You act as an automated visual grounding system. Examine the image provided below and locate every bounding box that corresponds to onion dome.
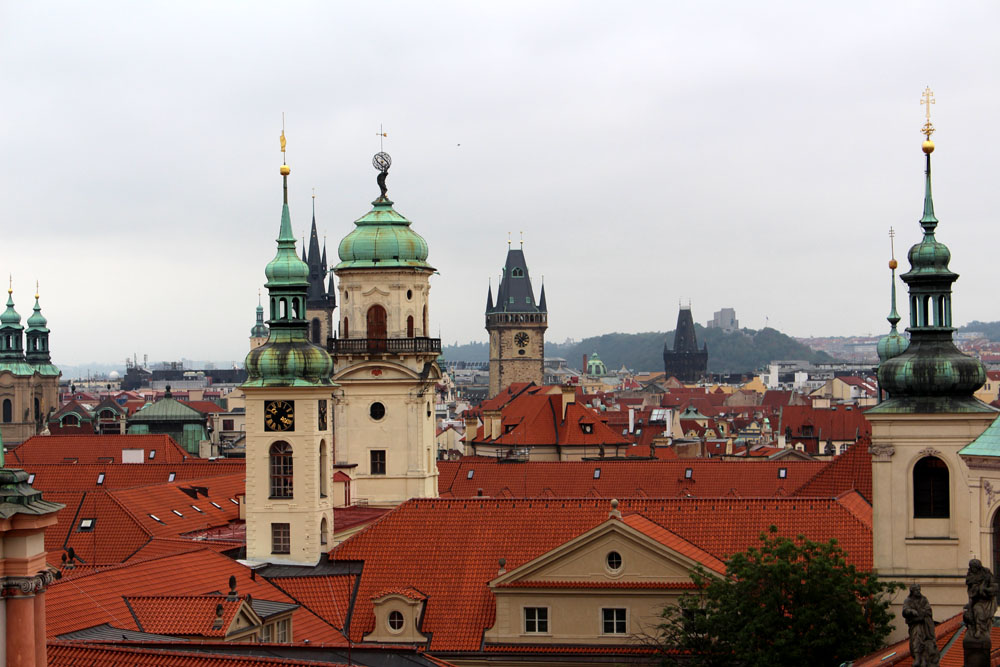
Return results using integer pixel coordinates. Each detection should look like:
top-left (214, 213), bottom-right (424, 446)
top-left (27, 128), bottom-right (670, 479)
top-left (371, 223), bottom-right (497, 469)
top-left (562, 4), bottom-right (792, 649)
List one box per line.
top-left (250, 303), bottom-right (269, 338)
top-left (872, 133), bottom-right (991, 414)
top-left (335, 153), bottom-right (433, 271)
top-left (243, 150), bottom-right (333, 388)
top-left (26, 293), bottom-right (48, 331)
top-left (1, 289), bottom-right (21, 328)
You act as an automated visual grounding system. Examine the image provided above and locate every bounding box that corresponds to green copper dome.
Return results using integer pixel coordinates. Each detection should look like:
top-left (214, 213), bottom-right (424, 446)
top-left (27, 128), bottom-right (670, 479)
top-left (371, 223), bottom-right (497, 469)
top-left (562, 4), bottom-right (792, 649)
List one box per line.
top-left (877, 259), bottom-right (909, 363)
top-left (336, 197), bottom-right (432, 271)
top-left (250, 304), bottom-right (269, 338)
top-left (243, 170), bottom-right (333, 388)
top-left (872, 143), bottom-right (992, 414)
top-left (26, 295), bottom-right (48, 331)
top-left (0, 291), bottom-right (21, 327)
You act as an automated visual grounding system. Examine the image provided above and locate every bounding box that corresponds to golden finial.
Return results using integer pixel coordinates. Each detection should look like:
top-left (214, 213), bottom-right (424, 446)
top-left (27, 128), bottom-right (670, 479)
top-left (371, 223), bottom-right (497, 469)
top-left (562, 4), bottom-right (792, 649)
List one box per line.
top-left (7, 274), bottom-right (11, 295)
top-left (279, 112), bottom-right (290, 175)
top-left (520, 231), bottom-right (524, 249)
top-left (888, 227), bottom-right (897, 270)
top-left (920, 87), bottom-right (935, 153)
top-left (507, 232), bottom-right (511, 248)
top-left (312, 187), bottom-right (316, 200)
top-left (35, 280), bottom-right (39, 300)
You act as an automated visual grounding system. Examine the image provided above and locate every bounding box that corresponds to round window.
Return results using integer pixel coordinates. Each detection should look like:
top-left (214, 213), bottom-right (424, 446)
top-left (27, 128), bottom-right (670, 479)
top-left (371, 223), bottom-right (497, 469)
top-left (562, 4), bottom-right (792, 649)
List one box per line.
top-left (518, 349), bottom-right (526, 356)
top-left (388, 610), bottom-right (404, 631)
top-left (406, 289), bottom-right (413, 300)
top-left (370, 402), bottom-right (386, 421)
top-left (606, 551), bottom-right (623, 571)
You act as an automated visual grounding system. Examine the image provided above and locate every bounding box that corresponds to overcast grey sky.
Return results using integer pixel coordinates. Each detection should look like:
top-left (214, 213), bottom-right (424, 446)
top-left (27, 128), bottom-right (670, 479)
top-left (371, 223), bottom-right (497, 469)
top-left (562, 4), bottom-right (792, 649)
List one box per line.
top-left (2, 1), bottom-right (998, 366)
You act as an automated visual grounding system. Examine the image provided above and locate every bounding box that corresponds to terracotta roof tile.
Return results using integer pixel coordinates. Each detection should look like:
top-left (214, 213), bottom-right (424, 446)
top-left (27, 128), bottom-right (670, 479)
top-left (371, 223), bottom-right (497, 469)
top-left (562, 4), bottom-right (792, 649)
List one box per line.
top-left (48, 641), bottom-right (352, 666)
top-left (794, 437), bottom-right (872, 502)
top-left (267, 575), bottom-right (356, 631)
top-left (12, 434), bottom-right (195, 465)
top-left (125, 595), bottom-right (247, 637)
top-left (331, 496), bottom-right (872, 651)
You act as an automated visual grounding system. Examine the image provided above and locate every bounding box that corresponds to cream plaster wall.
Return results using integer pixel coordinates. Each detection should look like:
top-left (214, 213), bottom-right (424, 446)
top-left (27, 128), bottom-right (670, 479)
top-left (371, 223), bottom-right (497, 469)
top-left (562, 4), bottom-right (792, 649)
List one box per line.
top-left (244, 386), bottom-right (334, 566)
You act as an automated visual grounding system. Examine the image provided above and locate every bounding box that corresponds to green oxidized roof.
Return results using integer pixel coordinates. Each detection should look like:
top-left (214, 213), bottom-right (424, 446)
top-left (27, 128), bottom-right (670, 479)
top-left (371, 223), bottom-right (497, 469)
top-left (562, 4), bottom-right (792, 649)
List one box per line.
top-left (872, 147), bottom-right (993, 415)
top-left (0, 468), bottom-right (64, 519)
top-left (129, 397), bottom-right (206, 422)
top-left (26, 295), bottom-right (48, 331)
top-left (959, 414), bottom-right (1000, 458)
top-left (336, 197), bottom-right (433, 271)
top-left (250, 304), bottom-right (269, 338)
top-left (243, 172), bottom-right (334, 388)
top-left (877, 265), bottom-right (909, 363)
top-left (0, 291), bottom-right (21, 328)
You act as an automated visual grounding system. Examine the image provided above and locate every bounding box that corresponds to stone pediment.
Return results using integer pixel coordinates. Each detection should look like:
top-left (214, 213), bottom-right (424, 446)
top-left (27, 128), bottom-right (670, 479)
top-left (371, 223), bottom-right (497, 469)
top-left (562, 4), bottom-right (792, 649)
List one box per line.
top-left (334, 361), bottom-right (423, 382)
top-left (490, 514), bottom-right (725, 591)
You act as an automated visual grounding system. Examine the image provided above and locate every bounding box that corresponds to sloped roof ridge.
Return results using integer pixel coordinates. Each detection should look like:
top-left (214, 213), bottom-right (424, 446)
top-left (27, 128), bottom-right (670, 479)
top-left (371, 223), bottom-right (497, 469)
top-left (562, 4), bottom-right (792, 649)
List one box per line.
top-left (51, 546), bottom-right (222, 587)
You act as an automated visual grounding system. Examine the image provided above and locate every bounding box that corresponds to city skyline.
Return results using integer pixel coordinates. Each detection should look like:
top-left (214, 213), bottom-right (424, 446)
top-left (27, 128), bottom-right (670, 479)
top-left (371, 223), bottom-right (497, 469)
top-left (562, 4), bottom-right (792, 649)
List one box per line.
top-left (3, 2), bottom-right (999, 365)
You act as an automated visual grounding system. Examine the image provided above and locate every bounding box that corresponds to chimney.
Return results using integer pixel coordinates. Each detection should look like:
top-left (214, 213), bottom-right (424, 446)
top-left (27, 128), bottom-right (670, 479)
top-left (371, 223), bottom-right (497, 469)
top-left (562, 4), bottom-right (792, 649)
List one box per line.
top-left (463, 415), bottom-right (479, 445)
top-left (560, 384), bottom-right (576, 420)
top-left (628, 408), bottom-right (635, 434)
top-left (583, 354), bottom-right (588, 374)
top-left (484, 410), bottom-right (502, 440)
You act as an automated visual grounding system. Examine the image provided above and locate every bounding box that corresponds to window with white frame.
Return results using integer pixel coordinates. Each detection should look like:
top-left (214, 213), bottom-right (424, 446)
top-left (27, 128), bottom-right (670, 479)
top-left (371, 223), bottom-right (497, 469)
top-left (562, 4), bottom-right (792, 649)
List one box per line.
top-left (524, 607), bottom-right (548, 633)
top-left (602, 608), bottom-right (626, 634)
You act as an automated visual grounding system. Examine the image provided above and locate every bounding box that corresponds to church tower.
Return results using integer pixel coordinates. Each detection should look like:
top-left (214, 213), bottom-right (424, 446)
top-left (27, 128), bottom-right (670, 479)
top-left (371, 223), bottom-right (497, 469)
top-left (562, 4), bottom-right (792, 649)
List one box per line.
top-left (24, 287), bottom-right (60, 431)
top-left (867, 94), bottom-right (997, 631)
top-left (663, 304), bottom-right (708, 383)
top-left (330, 151), bottom-right (441, 505)
top-left (486, 242), bottom-right (547, 398)
top-left (249, 293), bottom-right (270, 350)
top-left (305, 194), bottom-right (337, 346)
top-left (242, 135), bottom-right (335, 565)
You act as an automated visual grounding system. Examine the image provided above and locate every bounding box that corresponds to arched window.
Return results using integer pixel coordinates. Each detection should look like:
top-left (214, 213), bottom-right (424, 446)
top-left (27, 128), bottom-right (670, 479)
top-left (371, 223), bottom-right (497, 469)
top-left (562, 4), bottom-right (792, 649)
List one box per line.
top-left (292, 298), bottom-right (301, 319)
top-left (407, 315), bottom-right (414, 338)
top-left (311, 318), bottom-right (322, 344)
top-left (279, 298), bottom-right (288, 320)
top-left (34, 397), bottom-right (40, 421)
top-left (320, 517), bottom-right (329, 545)
top-left (62, 414), bottom-right (79, 426)
top-left (914, 456), bottom-right (949, 518)
top-left (319, 439), bottom-right (328, 498)
top-left (270, 442), bottom-right (294, 498)
top-left (2, 399), bottom-right (11, 423)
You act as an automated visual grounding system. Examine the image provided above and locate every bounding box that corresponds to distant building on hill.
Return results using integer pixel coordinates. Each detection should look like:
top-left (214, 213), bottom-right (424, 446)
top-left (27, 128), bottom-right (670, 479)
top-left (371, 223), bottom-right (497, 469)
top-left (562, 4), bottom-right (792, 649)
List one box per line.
top-left (706, 307), bottom-right (739, 332)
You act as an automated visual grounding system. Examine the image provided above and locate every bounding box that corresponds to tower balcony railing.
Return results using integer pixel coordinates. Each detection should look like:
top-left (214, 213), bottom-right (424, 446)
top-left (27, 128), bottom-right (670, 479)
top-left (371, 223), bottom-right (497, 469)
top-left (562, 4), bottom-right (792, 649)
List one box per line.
top-left (327, 336), bottom-right (441, 356)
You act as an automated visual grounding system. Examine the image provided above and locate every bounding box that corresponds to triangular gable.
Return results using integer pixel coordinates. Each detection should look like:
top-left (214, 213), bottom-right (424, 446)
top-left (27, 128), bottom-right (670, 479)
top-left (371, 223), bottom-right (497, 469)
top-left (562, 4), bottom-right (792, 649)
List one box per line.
top-left (490, 515), bottom-right (725, 592)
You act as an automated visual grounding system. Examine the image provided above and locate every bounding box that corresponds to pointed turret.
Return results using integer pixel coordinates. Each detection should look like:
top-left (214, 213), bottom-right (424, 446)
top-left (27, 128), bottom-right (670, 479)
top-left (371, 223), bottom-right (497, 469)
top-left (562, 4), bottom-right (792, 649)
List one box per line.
top-left (487, 247), bottom-right (542, 314)
top-left (538, 283), bottom-right (547, 312)
top-left (25, 287), bottom-right (59, 377)
top-left (872, 125), bottom-right (990, 413)
top-left (486, 283), bottom-right (494, 312)
top-left (0, 284), bottom-right (31, 376)
top-left (877, 231), bottom-right (909, 366)
top-left (244, 149), bottom-right (332, 387)
top-left (663, 304), bottom-right (708, 383)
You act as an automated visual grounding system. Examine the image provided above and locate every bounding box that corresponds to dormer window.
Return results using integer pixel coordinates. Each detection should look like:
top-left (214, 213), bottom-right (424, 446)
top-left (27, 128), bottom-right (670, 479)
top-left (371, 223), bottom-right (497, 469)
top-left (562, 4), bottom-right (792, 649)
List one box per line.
top-left (467, 470), bottom-right (474, 479)
top-left (168, 472), bottom-right (176, 482)
top-left (581, 423), bottom-right (594, 434)
top-left (512, 268), bottom-right (524, 277)
top-left (27, 473), bottom-right (35, 484)
top-left (96, 473), bottom-right (105, 485)
top-left (778, 468), bottom-right (787, 479)
top-left (684, 468), bottom-right (693, 479)
top-left (594, 468), bottom-right (601, 479)
top-left (149, 450), bottom-right (156, 460)
top-left (388, 610), bottom-right (404, 632)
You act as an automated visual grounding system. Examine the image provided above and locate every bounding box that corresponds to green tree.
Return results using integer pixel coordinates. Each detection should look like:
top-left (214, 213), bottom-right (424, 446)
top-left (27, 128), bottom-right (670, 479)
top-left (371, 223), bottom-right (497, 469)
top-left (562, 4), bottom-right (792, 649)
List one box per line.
top-left (654, 527), bottom-right (901, 667)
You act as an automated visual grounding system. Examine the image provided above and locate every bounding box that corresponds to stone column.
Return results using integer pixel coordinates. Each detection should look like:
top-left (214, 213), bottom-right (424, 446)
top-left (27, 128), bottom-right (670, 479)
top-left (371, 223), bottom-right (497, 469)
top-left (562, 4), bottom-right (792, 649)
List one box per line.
top-left (5, 580), bottom-right (37, 667)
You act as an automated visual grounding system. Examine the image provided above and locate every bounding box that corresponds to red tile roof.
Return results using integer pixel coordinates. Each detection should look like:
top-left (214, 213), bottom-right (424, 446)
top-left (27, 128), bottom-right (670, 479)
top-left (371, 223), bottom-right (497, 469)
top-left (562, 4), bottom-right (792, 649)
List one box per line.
top-left (22, 461), bottom-right (244, 492)
top-left (48, 642), bottom-right (353, 666)
top-left (125, 595), bottom-right (248, 637)
top-left (794, 438), bottom-right (873, 503)
top-left (330, 496), bottom-right (872, 652)
top-left (45, 549), bottom-right (345, 644)
top-left (10, 434), bottom-right (193, 465)
top-left (267, 575), bottom-right (355, 631)
top-left (436, 458), bottom-right (826, 499)
top-left (621, 514), bottom-right (726, 574)
top-left (182, 400), bottom-right (226, 414)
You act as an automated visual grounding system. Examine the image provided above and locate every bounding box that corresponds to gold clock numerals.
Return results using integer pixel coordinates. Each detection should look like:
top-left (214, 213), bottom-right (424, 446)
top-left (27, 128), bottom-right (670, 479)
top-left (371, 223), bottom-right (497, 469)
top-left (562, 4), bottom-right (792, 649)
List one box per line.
top-left (515, 331), bottom-right (529, 348)
top-left (264, 400), bottom-right (295, 432)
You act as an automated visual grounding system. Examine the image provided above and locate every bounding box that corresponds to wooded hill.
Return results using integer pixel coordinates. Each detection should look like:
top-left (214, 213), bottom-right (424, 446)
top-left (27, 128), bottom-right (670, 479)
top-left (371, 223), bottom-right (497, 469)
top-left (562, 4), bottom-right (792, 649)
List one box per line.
top-left (443, 326), bottom-right (834, 374)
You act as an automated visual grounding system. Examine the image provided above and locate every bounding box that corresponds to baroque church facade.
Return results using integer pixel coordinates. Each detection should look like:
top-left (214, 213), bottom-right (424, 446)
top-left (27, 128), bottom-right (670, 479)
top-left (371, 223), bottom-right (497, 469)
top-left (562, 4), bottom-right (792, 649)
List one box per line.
top-left (486, 245), bottom-right (547, 398)
top-left (0, 285), bottom-right (60, 445)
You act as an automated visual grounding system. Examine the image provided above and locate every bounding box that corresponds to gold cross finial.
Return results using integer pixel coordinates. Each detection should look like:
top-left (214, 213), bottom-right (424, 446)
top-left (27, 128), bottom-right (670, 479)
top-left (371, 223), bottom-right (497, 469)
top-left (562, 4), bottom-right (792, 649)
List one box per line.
top-left (520, 231), bottom-right (524, 249)
top-left (376, 124), bottom-right (387, 151)
top-left (280, 112), bottom-right (287, 155)
top-left (507, 232), bottom-right (511, 248)
top-left (920, 87), bottom-right (935, 138)
top-left (889, 226), bottom-right (896, 259)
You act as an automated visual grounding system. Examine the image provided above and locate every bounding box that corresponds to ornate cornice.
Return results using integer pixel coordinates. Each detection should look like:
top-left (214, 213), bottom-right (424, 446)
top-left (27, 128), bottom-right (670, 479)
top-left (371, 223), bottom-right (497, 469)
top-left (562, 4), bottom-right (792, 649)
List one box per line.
top-left (1, 571), bottom-right (55, 597)
top-left (869, 443), bottom-right (895, 461)
top-left (917, 447), bottom-right (943, 459)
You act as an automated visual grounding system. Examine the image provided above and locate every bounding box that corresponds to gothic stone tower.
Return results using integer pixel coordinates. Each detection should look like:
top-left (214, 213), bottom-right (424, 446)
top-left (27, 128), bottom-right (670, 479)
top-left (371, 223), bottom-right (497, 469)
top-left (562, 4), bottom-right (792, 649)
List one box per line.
top-left (304, 196), bottom-right (337, 346)
top-left (330, 152), bottom-right (441, 505)
top-left (663, 305), bottom-right (707, 383)
top-left (243, 149), bottom-right (335, 566)
top-left (486, 245), bottom-right (547, 398)
top-left (867, 117), bottom-right (997, 635)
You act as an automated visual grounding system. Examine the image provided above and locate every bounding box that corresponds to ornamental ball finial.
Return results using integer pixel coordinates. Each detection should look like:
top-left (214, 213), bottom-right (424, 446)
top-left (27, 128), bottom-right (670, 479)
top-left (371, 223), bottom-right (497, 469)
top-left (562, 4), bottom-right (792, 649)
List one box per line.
top-left (889, 259), bottom-right (898, 270)
top-left (922, 139), bottom-right (935, 154)
top-left (280, 164), bottom-right (291, 176)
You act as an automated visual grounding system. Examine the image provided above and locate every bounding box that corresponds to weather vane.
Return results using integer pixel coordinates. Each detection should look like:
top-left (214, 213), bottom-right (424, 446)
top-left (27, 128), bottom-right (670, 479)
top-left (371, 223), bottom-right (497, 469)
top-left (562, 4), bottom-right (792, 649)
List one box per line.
top-left (920, 87), bottom-right (935, 139)
top-left (888, 227), bottom-right (898, 270)
top-left (372, 124), bottom-right (392, 199)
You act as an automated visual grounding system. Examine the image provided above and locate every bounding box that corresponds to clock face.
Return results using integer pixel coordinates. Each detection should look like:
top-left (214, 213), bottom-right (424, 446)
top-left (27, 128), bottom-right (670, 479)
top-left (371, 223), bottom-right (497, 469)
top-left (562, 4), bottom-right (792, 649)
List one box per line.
top-left (265, 400), bottom-right (295, 432)
top-left (514, 331), bottom-right (530, 348)
top-left (318, 400), bottom-right (328, 431)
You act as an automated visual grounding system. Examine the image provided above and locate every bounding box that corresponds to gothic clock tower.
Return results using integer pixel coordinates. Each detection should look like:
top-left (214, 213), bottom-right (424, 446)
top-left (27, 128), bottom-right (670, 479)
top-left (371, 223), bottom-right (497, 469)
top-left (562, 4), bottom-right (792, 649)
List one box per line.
top-left (486, 243), bottom-right (547, 398)
top-left (243, 138), bottom-right (335, 566)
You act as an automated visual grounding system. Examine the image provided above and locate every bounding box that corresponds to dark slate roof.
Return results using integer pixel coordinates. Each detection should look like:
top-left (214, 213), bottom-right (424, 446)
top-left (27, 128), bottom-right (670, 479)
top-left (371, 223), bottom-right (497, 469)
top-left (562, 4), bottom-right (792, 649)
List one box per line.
top-left (56, 623), bottom-right (188, 642)
top-left (250, 598), bottom-right (299, 620)
top-left (669, 307), bottom-right (704, 353)
top-left (488, 248), bottom-right (543, 314)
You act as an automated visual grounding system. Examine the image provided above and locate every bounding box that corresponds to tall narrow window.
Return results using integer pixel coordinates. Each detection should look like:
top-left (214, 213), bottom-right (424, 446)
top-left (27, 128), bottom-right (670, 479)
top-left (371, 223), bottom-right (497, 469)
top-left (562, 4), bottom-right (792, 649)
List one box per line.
top-left (311, 318), bottom-right (321, 344)
top-left (914, 456), bottom-right (949, 518)
top-left (371, 450), bottom-right (386, 475)
top-left (343, 317), bottom-right (349, 338)
top-left (270, 442), bottom-right (294, 498)
top-left (271, 523), bottom-right (290, 554)
top-left (407, 315), bottom-right (414, 338)
top-left (320, 517), bottom-right (329, 545)
top-left (422, 305), bottom-right (427, 337)
top-left (319, 440), bottom-right (328, 497)
top-left (2, 399), bottom-right (12, 423)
